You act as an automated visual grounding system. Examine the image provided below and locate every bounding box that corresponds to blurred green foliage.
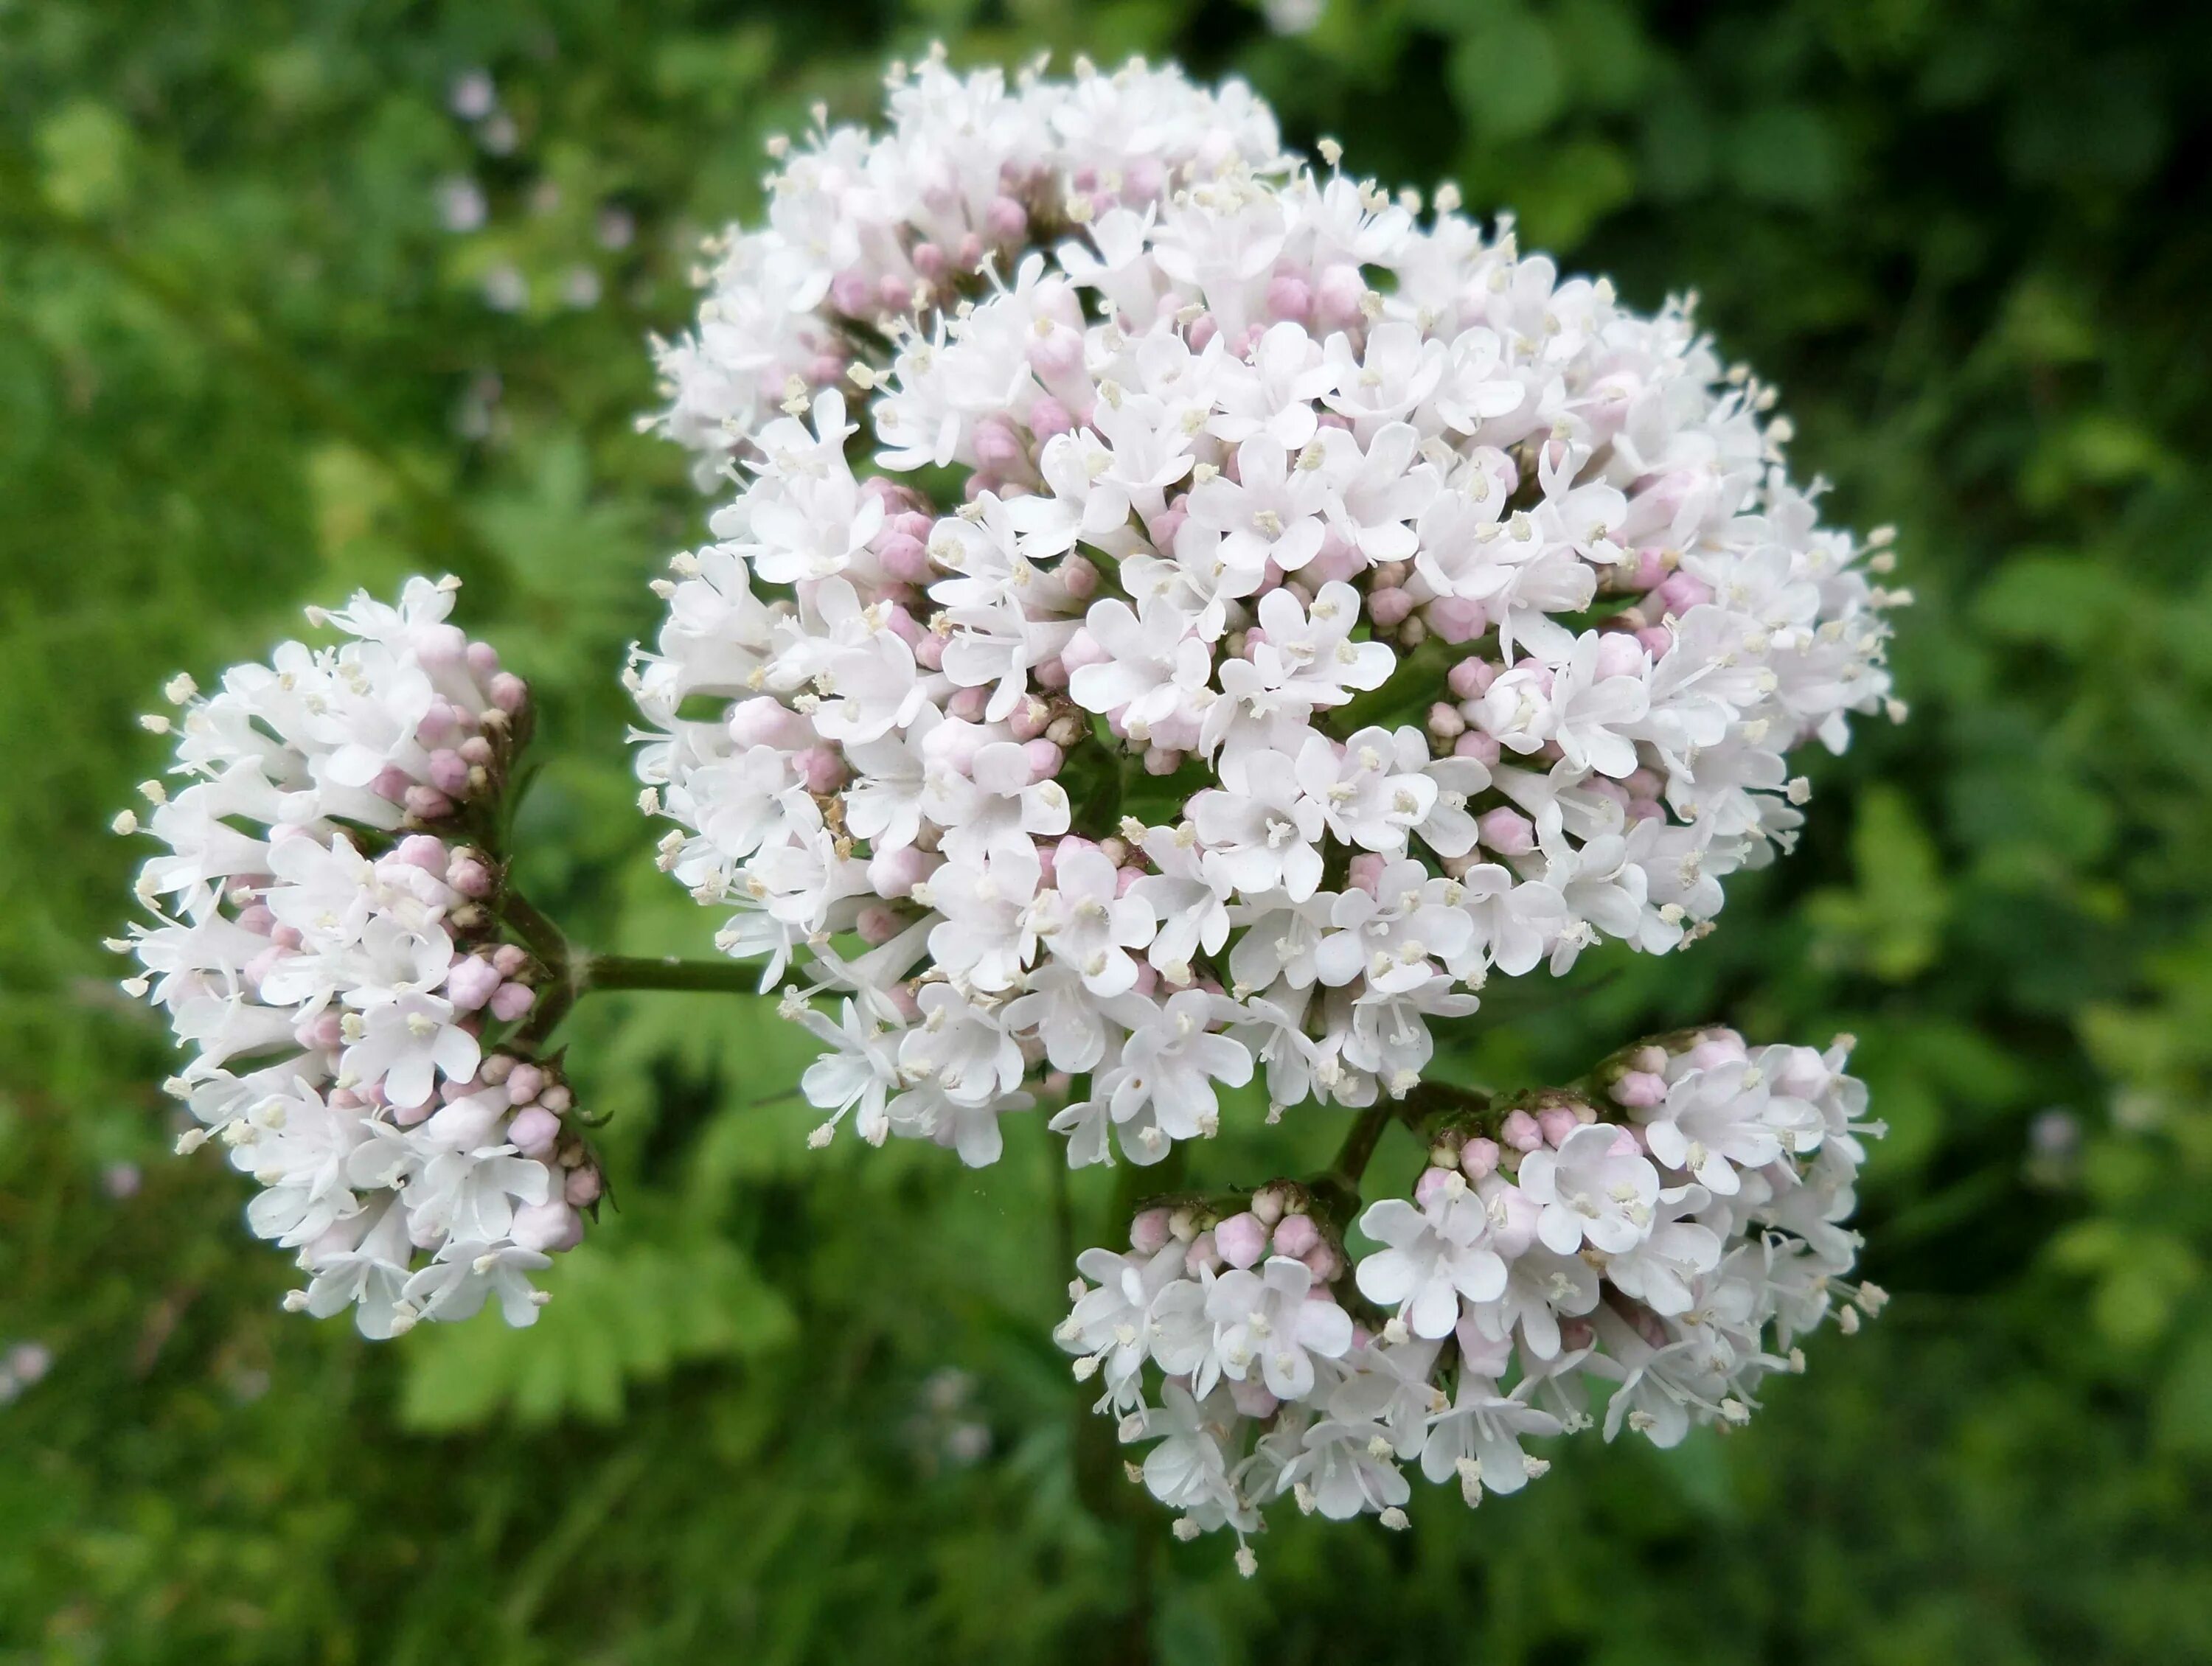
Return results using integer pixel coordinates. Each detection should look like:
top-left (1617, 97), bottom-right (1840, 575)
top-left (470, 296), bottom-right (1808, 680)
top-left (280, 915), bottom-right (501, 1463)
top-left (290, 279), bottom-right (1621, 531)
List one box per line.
top-left (4, 0), bottom-right (2211, 1659)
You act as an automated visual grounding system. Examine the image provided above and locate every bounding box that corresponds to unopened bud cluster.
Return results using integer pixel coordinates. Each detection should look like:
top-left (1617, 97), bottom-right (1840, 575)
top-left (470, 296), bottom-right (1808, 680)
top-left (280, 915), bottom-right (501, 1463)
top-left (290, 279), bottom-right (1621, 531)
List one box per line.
top-left (115, 579), bottom-right (599, 1336)
top-left (1060, 1028), bottom-right (1883, 1567)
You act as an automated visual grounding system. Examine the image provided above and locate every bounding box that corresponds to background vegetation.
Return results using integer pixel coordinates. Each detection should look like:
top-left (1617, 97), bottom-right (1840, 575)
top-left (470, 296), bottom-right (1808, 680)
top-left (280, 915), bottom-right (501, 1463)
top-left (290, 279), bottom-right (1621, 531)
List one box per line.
top-left (4, 1), bottom-right (2210, 1659)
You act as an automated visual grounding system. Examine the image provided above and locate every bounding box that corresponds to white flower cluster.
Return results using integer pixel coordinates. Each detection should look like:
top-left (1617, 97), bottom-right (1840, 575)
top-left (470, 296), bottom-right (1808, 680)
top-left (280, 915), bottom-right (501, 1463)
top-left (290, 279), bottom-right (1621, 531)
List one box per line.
top-left (115, 579), bottom-right (601, 1337)
top-left (1060, 1028), bottom-right (1884, 1566)
top-left (633, 53), bottom-right (1902, 1170)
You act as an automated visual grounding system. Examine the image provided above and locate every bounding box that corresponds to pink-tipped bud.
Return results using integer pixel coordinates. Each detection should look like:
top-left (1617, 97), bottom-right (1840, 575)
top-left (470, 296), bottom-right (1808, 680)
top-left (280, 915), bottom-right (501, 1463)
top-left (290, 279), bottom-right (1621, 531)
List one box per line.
top-left (1537, 1106), bottom-right (1581, 1147)
top-left (1129, 1207), bottom-right (1172, 1255)
top-left (796, 745), bottom-right (846, 795)
top-left (1023, 739), bottom-right (1064, 780)
top-left (488, 981), bottom-right (535, 1023)
top-left (1655, 571), bottom-right (1713, 615)
top-left (875, 531), bottom-right (933, 585)
top-left (1630, 548), bottom-right (1668, 590)
top-left (1427, 701), bottom-right (1467, 741)
top-left (563, 1165), bottom-right (603, 1207)
top-left (1301, 1241), bottom-right (1343, 1281)
top-left (1059, 626), bottom-right (1108, 674)
top-left (1414, 1165), bottom-right (1456, 1209)
top-left (1367, 587), bottom-right (1413, 627)
top-left (830, 270), bottom-right (874, 317)
top-left (1142, 745), bottom-right (1182, 776)
top-left (867, 843), bottom-right (934, 899)
top-left (856, 903), bottom-right (902, 945)
top-left (1454, 731), bottom-right (1502, 766)
top-left (1128, 959), bottom-right (1160, 996)
top-left (271, 922), bottom-right (304, 949)
top-left (912, 630), bottom-right (946, 671)
top-left (1500, 1109), bottom-right (1543, 1151)
top-left (1460, 1137), bottom-right (1500, 1180)
top-left (466, 641), bottom-right (501, 681)
top-left (973, 414), bottom-right (1026, 473)
top-left (490, 672), bottom-right (527, 714)
top-left (1593, 632), bottom-right (1649, 682)
top-left (1186, 313), bottom-right (1219, 352)
top-left (1448, 658), bottom-right (1498, 700)
top-left (1186, 1230), bottom-right (1222, 1275)
top-left (1026, 396), bottom-right (1074, 442)
top-left (393, 834), bottom-right (448, 873)
top-left (504, 1062), bottom-right (546, 1105)
top-left (458, 735), bottom-right (495, 767)
top-left (1477, 807), bottom-right (1535, 856)
top-left (910, 243), bottom-right (947, 282)
top-left (1265, 273), bottom-right (1312, 323)
top-left (416, 700), bottom-right (462, 748)
top-left (1059, 553), bottom-right (1099, 599)
top-left (492, 943), bottom-right (529, 977)
top-left (985, 194), bottom-right (1028, 242)
top-left (512, 1199), bottom-right (583, 1253)
top-left (726, 696), bottom-right (807, 750)
top-left (1228, 1377), bottom-right (1280, 1420)
top-left (1315, 264), bottom-right (1366, 328)
top-left (1271, 1213), bottom-right (1321, 1259)
top-left (507, 1106), bottom-right (561, 1154)
top-left (445, 955), bottom-right (503, 1012)
top-left (448, 857), bottom-right (493, 898)
top-left (1214, 1211), bottom-right (1268, 1269)
top-left (1610, 1070), bottom-right (1667, 1109)
top-left (1426, 596), bottom-right (1487, 643)
top-left (404, 785), bottom-right (455, 820)
top-left (1346, 852), bottom-right (1388, 894)
top-left (1636, 624), bottom-right (1676, 657)
top-left (946, 685), bottom-right (989, 722)
top-left (877, 272), bottom-right (915, 311)
top-left (370, 765), bottom-right (414, 805)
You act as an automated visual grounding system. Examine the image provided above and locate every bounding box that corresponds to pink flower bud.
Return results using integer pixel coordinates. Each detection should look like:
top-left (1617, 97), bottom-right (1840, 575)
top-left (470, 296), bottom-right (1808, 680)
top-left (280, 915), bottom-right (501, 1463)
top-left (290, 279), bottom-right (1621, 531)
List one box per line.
top-left (415, 700), bottom-right (462, 747)
top-left (466, 641), bottom-right (501, 681)
top-left (1611, 1070), bottom-right (1667, 1109)
top-left (1302, 1242), bottom-right (1343, 1281)
top-left (1026, 395), bottom-right (1074, 442)
top-left (488, 981), bottom-right (535, 1022)
top-left (445, 955), bottom-right (503, 1012)
top-left (796, 745), bottom-right (846, 794)
top-left (392, 834), bottom-right (446, 873)
top-left (1367, 587), bottom-right (1413, 627)
top-left (1315, 264), bottom-right (1366, 328)
top-left (1477, 807), bottom-right (1535, 856)
top-left (726, 697), bottom-right (803, 750)
top-left (1265, 273), bottom-right (1312, 323)
top-left (1655, 571), bottom-right (1713, 615)
top-left (1427, 701), bottom-right (1467, 740)
top-left (1537, 1106), bottom-right (1581, 1147)
top-left (492, 943), bottom-right (529, 977)
top-left (985, 194), bottom-right (1027, 242)
top-left (1500, 1109), bottom-right (1543, 1151)
top-left (1023, 739), bottom-right (1064, 780)
top-left (856, 903), bottom-right (902, 944)
top-left (1271, 1213), bottom-right (1320, 1259)
top-left (877, 272), bottom-right (915, 311)
top-left (403, 785), bottom-right (454, 820)
top-left (1454, 731), bottom-right (1502, 766)
top-left (1032, 655), bottom-right (1068, 690)
top-left (1142, 745), bottom-right (1181, 776)
top-left (369, 765), bottom-right (414, 805)
top-left (1214, 1211), bottom-right (1268, 1269)
top-left (539, 1084), bottom-right (572, 1114)
top-left (910, 243), bottom-right (947, 282)
top-left (912, 630), bottom-right (946, 671)
top-left (947, 685), bottom-right (989, 722)
top-left (955, 232), bottom-right (983, 271)
top-left (1426, 596), bottom-right (1487, 642)
top-left (1460, 1137), bottom-right (1500, 1180)
top-left (448, 857), bottom-right (493, 898)
top-left (458, 735), bottom-right (494, 767)
top-left (507, 1105), bottom-right (561, 1154)
top-left (868, 843), bottom-right (934, 899)
top-left (1414, 1165), bottom-right (1456, 1209)
top-left (1636, 625), bottom-right (1675, 658)
top-left (1059, 553), bottom-right (1099, 599)
top-left (1346, 852), bottom-right (1387, 894)
top-left (490, 672), bottom-right (528, 714)
top-left (874, 531), bottom-right (932, 585)
top-left (1186, 313), bottom-right (1218, 352)
top-left (504, 1062), bottom-right (546, 1105)
top-left (830, 270), bottom-right (874, 316)
top-left (1129, 1207), bottom-right (1172, 1254)
top-left (973, 414), bottom-right (1027, 473)
top-left (563, 1165), bottom-right (602, 1207)
top-left (1448, 658), bottom-right (1498, 700)
top-left (1128, 959), bottom-right (1159, 996)
top-left (1630, 547), bottom-right (1668, 590)
top-left (1593, 632), bottom-right (1649, 681)
top-left (512, 1199), bottom-right (583, 1252)
top-left (1186, 1230), bottom-right (1222, 1275)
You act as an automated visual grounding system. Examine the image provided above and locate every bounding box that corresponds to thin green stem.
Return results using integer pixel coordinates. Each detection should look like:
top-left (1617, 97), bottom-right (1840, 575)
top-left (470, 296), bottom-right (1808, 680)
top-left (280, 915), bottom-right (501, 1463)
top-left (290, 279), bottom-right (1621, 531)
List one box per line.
top-left (498, 889), bottom-right (573, 972)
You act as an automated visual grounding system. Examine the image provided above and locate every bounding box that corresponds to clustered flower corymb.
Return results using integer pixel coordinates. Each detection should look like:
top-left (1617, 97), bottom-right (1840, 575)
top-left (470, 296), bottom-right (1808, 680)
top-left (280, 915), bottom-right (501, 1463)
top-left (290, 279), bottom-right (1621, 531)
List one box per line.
top-left (114, 578), bottom-right (602, 1337)
top-left (1060, 1028), bottom-right (1886, 1568)
top-left (633, 49), bottom-right (1904, 1171)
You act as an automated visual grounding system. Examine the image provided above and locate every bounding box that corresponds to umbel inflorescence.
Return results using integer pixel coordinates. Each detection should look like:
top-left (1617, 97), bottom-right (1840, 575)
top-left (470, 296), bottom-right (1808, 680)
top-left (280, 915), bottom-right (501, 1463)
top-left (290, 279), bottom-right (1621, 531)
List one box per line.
top-left (118, 49), bottom-right (1903, 1566)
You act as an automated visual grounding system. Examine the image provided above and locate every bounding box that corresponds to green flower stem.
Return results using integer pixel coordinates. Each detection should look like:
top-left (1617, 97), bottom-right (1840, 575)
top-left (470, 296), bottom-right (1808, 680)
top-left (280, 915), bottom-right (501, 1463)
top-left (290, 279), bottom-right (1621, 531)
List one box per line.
top-left (581, 955), bottom-right (771, 995)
